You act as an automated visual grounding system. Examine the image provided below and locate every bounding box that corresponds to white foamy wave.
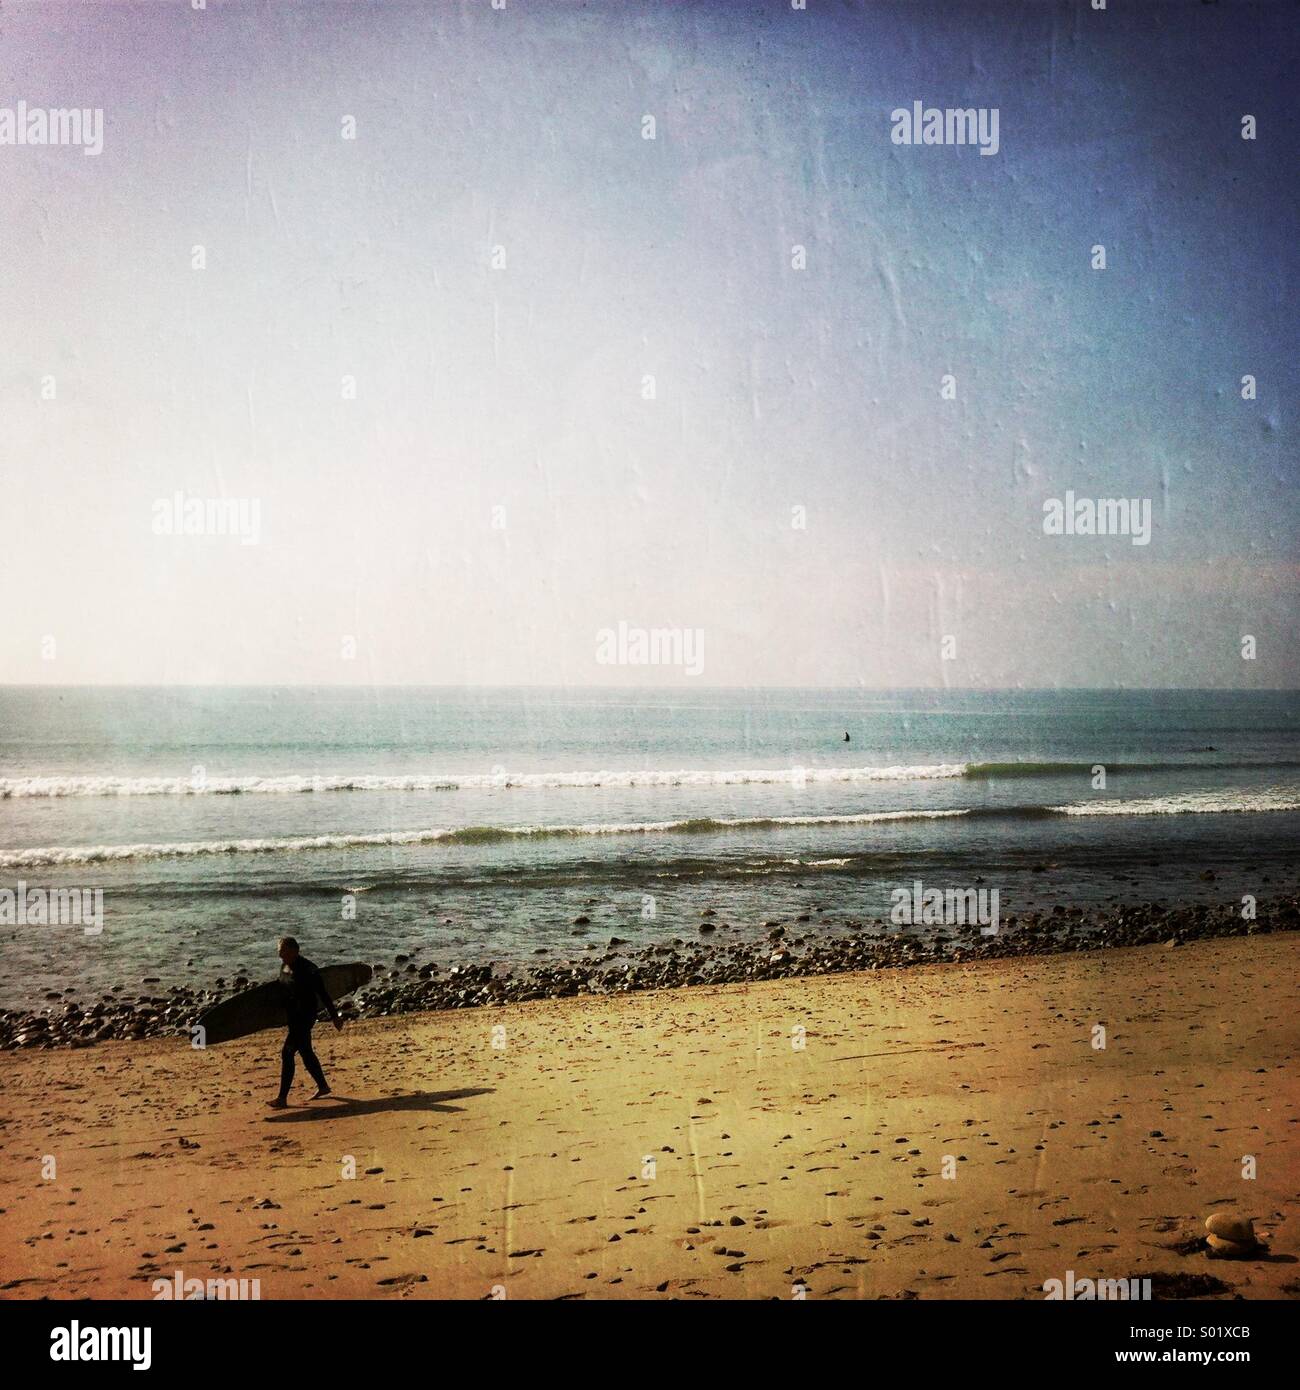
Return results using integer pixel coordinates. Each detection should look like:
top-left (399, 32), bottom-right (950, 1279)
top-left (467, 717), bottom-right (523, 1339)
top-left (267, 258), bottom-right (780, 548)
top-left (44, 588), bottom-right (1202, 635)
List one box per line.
top-left (0, 808), bottom-right (973, 868)
top-left (0, 829), bottom-right (463, 868)
top-left (0, 763), bottom-right (968, 799)
top-left (716, 810), bottom-right (970, 829)
top-left (1053, 789), bottom-right (1300, 817)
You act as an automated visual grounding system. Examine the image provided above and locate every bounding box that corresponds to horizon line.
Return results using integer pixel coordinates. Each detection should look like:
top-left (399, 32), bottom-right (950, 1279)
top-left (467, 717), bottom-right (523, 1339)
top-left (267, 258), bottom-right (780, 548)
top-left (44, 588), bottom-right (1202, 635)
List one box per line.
top-left (0, 683), bottom-right (1295, 695)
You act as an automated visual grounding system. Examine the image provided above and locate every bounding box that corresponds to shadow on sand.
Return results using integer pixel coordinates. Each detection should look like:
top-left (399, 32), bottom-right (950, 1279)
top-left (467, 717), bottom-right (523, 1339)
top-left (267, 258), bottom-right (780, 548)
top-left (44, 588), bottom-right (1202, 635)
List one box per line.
top-left (265, 1087), bottom-right (493, 1122)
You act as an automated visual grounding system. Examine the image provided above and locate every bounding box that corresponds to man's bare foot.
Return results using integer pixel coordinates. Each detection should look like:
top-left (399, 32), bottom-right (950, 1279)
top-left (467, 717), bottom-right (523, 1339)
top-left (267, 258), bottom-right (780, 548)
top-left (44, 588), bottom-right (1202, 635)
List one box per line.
top-left (267, 1097), bottom-right (288, 1109)
top-left (311, 1086), bottom-right (332, 1100)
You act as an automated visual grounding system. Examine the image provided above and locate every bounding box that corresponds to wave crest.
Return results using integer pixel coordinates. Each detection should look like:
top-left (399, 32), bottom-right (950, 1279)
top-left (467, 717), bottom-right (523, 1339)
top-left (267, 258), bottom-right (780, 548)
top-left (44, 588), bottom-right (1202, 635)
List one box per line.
top-left (0, 809), bottom-right (973, 868)
top-left (1053, 789), bottom-right (1300, 817)
top-left (0, 764), bottom-right (969, 799)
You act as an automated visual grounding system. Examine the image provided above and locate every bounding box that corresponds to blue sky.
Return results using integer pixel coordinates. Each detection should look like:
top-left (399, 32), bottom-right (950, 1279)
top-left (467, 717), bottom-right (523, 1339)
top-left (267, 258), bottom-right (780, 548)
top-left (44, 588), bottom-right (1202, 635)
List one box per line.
top-left (0, 0), bottom-right (1294, 686)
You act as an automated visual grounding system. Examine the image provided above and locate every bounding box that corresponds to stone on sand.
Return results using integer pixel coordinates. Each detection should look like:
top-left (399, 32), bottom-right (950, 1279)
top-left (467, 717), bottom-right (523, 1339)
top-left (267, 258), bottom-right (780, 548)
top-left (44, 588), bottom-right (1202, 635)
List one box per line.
top-left (1206, 1233), bottom-right (1256, 1258)
top-left (1205, 1213), bottom-right (1256, 1245)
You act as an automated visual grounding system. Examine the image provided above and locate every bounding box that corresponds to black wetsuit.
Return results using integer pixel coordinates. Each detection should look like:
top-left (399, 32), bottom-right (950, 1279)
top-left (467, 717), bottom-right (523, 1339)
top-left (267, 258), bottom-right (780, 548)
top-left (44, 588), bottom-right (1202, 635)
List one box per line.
top-left (278, 956), bottom-right (336, 1096)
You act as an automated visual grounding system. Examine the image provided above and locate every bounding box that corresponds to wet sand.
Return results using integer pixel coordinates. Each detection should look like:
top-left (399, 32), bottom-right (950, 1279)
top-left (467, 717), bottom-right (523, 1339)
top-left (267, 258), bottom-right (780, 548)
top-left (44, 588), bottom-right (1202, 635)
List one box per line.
top-left (1, 932), bottom-right (1296, 1300)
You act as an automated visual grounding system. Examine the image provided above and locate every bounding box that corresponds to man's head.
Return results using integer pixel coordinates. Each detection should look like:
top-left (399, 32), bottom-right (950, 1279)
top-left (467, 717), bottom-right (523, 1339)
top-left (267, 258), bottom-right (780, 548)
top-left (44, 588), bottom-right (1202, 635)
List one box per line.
top-left (278, 936), bottom-right (300, 965)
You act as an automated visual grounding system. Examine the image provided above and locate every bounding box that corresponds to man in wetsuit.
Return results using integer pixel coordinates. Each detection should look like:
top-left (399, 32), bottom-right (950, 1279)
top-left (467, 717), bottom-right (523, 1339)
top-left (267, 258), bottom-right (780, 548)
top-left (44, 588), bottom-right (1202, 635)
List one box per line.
top-left (268, 936), bottom-right (342, 1108)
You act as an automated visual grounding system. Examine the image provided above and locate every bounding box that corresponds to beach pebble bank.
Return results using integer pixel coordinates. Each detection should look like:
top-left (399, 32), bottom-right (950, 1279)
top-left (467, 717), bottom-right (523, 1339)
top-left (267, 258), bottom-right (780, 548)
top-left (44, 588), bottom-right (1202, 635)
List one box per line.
top-left (1, 894), bottom-right (1296, 1050)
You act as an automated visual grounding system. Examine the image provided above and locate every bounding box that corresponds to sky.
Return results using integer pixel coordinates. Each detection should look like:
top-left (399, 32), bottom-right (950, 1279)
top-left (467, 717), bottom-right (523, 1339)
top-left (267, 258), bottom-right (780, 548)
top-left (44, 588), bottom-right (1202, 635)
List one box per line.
top-left (0, 0), bottom-right (1295, 688)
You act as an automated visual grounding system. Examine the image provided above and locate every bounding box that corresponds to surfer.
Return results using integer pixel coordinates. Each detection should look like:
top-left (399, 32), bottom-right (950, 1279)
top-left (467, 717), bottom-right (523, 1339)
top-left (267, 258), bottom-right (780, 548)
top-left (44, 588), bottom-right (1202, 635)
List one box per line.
top-left (843, 732), bottom-right (851, 742)
top-left (268, 936), bottom-right (342, 1108)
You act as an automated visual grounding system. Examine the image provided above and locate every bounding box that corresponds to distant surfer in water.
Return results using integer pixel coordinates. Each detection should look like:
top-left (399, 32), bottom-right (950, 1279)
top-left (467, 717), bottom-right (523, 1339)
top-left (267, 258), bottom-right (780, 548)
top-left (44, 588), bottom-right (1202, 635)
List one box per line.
top-left (268, 936), bottom-right (342, 1108)
top-left (843, 732), bottom-right (851, 742)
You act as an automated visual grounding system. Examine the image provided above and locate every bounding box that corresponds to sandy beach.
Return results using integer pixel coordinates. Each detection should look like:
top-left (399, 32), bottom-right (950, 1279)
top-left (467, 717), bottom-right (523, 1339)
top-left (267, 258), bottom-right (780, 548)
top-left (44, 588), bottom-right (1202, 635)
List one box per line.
top-left (1, 931), bottom-right (1295, 1301)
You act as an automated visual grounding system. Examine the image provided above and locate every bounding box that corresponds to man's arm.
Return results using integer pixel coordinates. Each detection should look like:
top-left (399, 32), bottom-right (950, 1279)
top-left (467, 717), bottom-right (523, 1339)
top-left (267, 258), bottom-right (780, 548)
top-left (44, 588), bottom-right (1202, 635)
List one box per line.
top-left (313, 966), bottom-right (342, 1028)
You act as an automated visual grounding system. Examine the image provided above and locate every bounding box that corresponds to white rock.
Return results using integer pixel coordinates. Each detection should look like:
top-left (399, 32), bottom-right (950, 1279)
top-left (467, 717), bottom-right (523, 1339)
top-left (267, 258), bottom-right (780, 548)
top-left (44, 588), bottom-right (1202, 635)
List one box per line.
top-left (1205, 1213), bottom-right (1255, 1244)
top-left (1206, 1233), bottom-right (1255, 1258)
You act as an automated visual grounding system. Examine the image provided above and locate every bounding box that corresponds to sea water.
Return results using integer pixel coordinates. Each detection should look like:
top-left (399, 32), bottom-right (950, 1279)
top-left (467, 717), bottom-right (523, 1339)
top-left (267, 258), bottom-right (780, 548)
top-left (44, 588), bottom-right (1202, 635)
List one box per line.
top-left (1, 686), bottom-right (1297, 1008)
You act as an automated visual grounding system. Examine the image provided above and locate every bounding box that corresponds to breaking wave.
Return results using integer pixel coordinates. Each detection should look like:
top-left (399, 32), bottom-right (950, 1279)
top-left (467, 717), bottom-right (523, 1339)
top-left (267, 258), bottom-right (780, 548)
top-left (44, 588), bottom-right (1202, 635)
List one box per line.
top-left (1, 809), bottom-right (974, 867)
top-left (4, 759), bottom-right (1291, 799)
top-left (1051, 789), bottom-right (1300, 817)
top-left (0, 764), bottom-right (967, 798)
top-left (4, 788), bottom-right (1297, 868)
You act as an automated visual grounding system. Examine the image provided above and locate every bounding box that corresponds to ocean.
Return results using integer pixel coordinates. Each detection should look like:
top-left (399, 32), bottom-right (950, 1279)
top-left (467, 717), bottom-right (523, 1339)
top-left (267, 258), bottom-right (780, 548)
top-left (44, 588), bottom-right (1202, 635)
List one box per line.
top-left (1, 686), bottom-right (1297, 1010)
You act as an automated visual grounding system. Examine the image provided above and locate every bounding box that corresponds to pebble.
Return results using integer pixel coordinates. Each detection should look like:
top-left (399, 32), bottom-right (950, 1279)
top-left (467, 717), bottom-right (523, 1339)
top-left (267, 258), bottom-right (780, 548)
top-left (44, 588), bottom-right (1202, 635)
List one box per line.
top-left (2, 893), bottom-right (1295, 1051)
top-left (1206, 1234), bottom-right (1256, 1258)
top-left (1205, 1214), bottom-right (1256, 1245)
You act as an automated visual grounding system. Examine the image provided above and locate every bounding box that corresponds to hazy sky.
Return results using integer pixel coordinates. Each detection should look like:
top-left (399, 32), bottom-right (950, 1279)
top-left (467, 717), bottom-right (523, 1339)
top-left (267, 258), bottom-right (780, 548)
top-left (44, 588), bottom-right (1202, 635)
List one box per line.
top-left (0, 0), bottom-right (1295, 687)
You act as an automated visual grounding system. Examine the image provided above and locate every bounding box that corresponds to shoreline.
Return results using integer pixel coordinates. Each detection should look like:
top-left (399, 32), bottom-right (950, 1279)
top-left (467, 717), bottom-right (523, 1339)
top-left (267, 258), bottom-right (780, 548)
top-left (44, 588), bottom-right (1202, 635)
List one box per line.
top-left (3, 894), bottom-right (1297, 1051)
top-left (1, 930), bottom-right (1295, 1299)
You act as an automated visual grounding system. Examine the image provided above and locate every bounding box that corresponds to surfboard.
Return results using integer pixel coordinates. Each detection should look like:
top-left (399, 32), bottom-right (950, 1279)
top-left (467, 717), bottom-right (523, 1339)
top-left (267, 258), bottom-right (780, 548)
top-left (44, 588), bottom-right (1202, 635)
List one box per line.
top-left (195, 962), bottom-right (373, 1045)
